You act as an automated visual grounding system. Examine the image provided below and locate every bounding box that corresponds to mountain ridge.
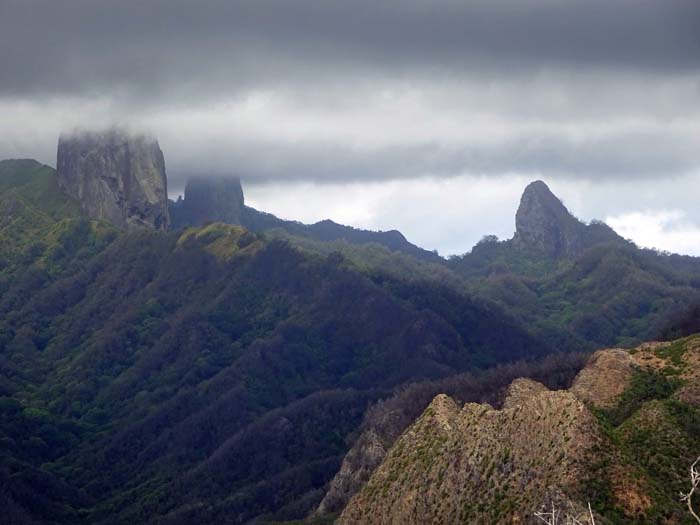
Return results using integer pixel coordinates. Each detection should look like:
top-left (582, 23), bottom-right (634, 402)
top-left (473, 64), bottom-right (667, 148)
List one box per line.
top-left (337, 336), bottom-right (700, 524)
top-left (168, 173), bottom-right (440, 262)
top-left (4, 151), bottom-right (700, 523)
top-left (513, 179), bottom-right (625, 258)
top-left (0, 159), bottom-right (555, 523)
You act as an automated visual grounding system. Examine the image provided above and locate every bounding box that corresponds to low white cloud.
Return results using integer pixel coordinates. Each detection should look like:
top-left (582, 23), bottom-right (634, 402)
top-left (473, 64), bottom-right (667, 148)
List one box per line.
top-left (606, 210), bottom-right (700, 256)
top-left (1, 0), bottom-right (700, 258)
top-left (247, 174), bottom-right (700, 257)
top-left (3, 69), bottom-right (700, 187)
top-left (247, 175), bottom-right (530, 256)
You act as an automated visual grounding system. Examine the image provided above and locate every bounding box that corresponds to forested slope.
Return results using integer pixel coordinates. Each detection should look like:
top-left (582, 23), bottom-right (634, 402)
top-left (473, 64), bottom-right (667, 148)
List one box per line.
top-left (0, 160), bottom-right (548, 523)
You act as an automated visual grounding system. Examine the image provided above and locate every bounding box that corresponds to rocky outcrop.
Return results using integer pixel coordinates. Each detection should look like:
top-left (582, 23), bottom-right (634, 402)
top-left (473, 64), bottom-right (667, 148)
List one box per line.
top-left (513, 180), bottom-right (588, 257)
top-left (502, 377), bottom-right (550, 409)
top-left (336, 338), bottom-right (700, 524)
top-left (314, 429), bottom-right (388, 516)
top-left (513, 180), bottom-right (623, 258)
top-left (338, 383), bottom-right (602, 524)
top-left (57, 129), bottom-right (169, 230)
top-left (169, 176), bottom-right (441, 261)
top-left (169, 176), bottom-right (245, 229)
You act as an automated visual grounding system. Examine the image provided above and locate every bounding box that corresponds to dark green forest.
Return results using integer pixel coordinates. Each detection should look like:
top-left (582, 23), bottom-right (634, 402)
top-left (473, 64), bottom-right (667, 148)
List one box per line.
top-left (0, 160), bottom-right (552, 523)
top-left (2, 159), bottom-right (700, 523)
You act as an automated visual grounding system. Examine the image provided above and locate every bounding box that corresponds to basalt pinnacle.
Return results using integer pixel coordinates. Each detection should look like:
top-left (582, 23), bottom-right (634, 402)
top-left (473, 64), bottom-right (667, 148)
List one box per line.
top-left (57, 128), bottom-right (170, 230)
top-left (169, 176), bottom-right (245, 229)
top-left (513, 180), bottom-right (587, 258)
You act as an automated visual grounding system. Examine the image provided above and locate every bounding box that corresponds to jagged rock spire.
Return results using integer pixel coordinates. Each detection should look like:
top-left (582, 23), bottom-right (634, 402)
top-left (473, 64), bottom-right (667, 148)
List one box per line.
top-left (513, 180), bottom-right (587, 258)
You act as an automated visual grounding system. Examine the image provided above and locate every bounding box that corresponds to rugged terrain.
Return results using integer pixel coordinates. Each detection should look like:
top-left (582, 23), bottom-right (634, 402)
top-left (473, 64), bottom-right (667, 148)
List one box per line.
top-left (168, 173), bottom-right (439, 262)
top-left (449, 181), bottom-right (700, 350)
top-left (4, 137), bottom-right (700, 523)
top-left (57, 129), bottom-right (170, 230)
top-left (338, 336), bottom-right (700, 524)
top-left (0, 157), bottom-right (550, 524)
top-left (513, 180), bottom-right (625, 258)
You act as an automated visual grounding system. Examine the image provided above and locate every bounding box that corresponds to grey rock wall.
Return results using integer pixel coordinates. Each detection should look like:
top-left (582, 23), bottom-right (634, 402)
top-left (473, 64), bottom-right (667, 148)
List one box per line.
top-left (57, 129), bottom-right (170, 230)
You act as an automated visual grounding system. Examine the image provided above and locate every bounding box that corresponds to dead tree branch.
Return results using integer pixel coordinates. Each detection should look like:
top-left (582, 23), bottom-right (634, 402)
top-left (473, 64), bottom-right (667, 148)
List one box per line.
top-left (681, 456), bottom-right (700, 524)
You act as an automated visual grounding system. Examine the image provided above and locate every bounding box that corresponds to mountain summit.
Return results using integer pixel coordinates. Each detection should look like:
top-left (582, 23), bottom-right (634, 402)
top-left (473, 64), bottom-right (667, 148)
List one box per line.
top-left (513, 180), bottom-right (622, 258)
top-left (57, 128), bottom-right (170, 230)
top-left (513, 180), bottom-right (587, 257)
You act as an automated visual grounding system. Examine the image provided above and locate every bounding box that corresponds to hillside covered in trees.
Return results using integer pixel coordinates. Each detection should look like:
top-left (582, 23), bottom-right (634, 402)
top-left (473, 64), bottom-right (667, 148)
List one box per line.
top-left (0, 158), bottom-right (553, 523)
top-left (3, 155), bottom-right (700, 524)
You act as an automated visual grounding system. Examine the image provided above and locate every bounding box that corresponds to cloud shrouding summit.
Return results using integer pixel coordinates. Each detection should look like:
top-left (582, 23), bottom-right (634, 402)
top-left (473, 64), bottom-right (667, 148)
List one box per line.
top-left (2, 0), bottom-right (700, 182)
top-left (1, 0), bottom-right (700, 254)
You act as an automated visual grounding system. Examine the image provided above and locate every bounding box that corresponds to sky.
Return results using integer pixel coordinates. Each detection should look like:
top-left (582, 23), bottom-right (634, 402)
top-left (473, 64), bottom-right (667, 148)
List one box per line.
top-left (1, 0), bottom-right (700, 255)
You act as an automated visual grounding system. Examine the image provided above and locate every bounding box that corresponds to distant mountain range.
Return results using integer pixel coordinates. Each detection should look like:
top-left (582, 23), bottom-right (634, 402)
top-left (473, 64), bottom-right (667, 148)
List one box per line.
top-left (2, 129), bottom-right (700, 523)
top-left (0, 155), bottom-right (547, 523)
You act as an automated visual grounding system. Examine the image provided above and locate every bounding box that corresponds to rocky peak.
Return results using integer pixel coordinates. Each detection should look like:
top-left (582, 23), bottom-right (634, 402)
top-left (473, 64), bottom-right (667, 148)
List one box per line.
top-left (169, 176), bottom-right (245, 229)
top-left (337, 340), bottom-right (700, 524)
top-left (56, 128), bottom-right (169, 230)
top-left (338, 377), bottom-right (601, 524)
top-left (513, 180), bottom-right (587, 257)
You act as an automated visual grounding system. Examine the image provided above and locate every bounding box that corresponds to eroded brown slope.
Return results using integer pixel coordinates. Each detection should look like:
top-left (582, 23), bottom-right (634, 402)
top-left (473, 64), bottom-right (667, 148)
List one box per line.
top-left (338, 380), bottom-right (601, 524)
top-left (338, 336), bottom-right (700, 525)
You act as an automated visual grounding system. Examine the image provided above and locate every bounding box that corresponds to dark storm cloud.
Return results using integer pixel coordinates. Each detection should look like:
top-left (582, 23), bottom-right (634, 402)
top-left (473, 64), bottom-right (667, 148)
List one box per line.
top-left (1, 0), bottom-right (699, 101)
top-left (1, 0), bottom-right (699, 183)
top-left (163, 127), bottom-right (700, 186)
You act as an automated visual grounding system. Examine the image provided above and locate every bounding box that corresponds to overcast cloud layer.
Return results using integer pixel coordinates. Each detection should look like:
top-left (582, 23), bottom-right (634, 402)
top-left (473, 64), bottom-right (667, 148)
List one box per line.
top-left (1, 0), bottom-right (700, 254)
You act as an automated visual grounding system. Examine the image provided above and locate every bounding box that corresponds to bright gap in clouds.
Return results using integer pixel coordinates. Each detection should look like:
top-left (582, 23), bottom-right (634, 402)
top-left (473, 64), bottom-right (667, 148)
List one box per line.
top-left (606, 211), bottom-right (700, 257)
top-left (246, 174), bottom-right (700, 257)
top-left (246, 175), bottom-right (531, 256)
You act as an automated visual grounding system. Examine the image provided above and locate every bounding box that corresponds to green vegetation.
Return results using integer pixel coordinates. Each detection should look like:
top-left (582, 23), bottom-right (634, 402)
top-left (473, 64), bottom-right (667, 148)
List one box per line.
top-left (0, 160), bottom-right (551, 523)
top-left (4, 159), bottom-right (700, 523)
top-left (654, 335), bottom-right (699, 368)
top-left (585, 342), bottom-right (700, 525)
top-left (450, 239), bottom-right (700, 351)
top-left (599, 369), bottom-right (681, 426)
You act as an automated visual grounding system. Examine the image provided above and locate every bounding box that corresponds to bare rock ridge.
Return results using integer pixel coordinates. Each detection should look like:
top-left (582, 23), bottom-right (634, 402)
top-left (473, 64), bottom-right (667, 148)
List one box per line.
top-left (513, 180), bottom-right (623, 257)
top-left (336, 337), bottom-right (700, 524)
top-left (169, 176), bottom-right (245, 229)
top-left (338, 379), bottom-right (602, 524)
top-left (57, 129), bottom-right (169, 230)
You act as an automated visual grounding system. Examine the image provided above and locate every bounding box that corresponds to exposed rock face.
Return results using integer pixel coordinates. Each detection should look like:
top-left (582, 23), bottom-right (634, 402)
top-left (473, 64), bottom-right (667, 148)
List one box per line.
top-left (169, 176), bottom-right (245, 229)
top-left (512, 180), bottom-right (625, 258)
top-left (336, 340), bottom-right (700, 524)
top-left (57, 129), bottom-right (170, 230)
top-left (502, 377), bottom-right (550, 409)
top-left (513, 180), bottom-right (587, 257)
top-left (314, 429), bottom-right (387, 516)
top-left (338, 385), bottom-right (602, 524)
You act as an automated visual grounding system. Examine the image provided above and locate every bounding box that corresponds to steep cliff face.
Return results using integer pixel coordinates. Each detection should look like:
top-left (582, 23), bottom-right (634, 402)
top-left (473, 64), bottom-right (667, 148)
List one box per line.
top-left (337, 336), bottom-right (700, 524)
top-left (56, 129), bottom-right (169, 230)
top-left (513, 180), bottom-right (623, 258)
top-left (513, 180), bottom-right (587, 257)
top-left (169, 176), bottom-right (245, 229)
top-left (314, 429), bottom-right (388, 516)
